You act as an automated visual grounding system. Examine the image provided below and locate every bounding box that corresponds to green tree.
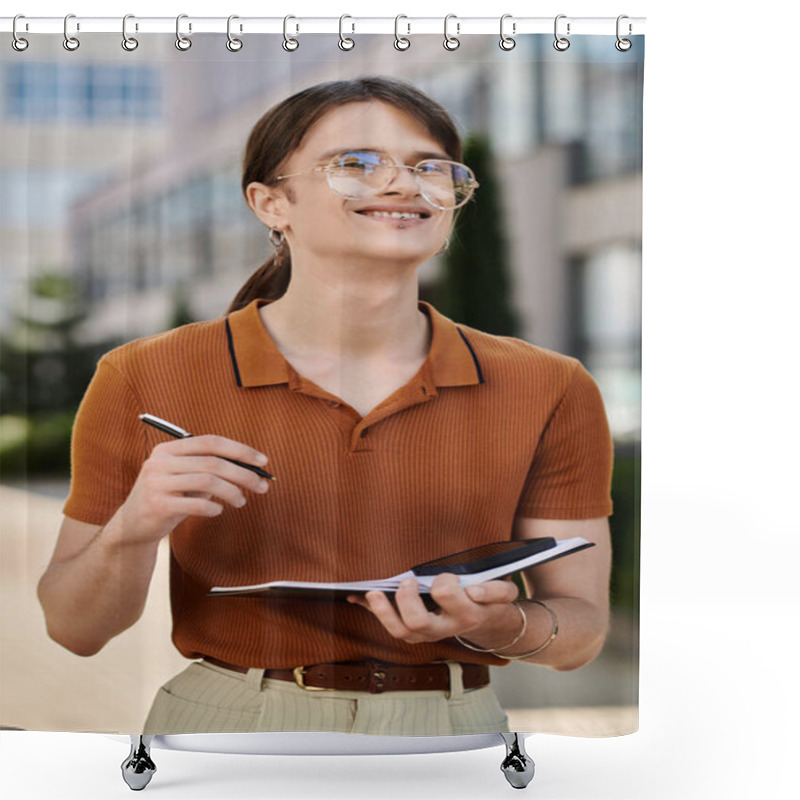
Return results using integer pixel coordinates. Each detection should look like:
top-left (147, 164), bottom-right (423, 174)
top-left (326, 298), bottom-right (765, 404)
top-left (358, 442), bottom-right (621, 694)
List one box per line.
top-left (0, 269), bottom-right (121, 475)
top-left (0, 270), bottom-right (119, 415)
top-left (436, 134), bottom-right (519, 337)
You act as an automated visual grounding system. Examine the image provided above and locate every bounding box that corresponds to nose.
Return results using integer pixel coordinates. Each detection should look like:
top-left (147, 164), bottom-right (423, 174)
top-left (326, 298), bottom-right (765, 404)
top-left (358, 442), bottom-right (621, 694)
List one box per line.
top-left (381, 164), bottom-right (421, 197)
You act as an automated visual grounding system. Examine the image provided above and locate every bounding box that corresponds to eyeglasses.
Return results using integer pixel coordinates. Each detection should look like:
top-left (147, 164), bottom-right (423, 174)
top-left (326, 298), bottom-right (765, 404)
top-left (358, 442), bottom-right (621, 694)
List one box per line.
top-left (274, 150), bottom-right (479, 210)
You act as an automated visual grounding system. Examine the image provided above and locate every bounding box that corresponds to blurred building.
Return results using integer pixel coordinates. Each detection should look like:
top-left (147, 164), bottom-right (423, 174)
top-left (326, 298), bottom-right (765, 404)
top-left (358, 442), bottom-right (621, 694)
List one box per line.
top-left (0, 33), bottom-right (642, 440)
top-left (0, 37), bottom-right (166, 333)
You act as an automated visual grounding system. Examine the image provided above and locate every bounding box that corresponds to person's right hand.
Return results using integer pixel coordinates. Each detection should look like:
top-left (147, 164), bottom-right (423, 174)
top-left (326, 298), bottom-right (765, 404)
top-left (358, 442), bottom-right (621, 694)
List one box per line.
top-left (117, 435), bottom-right (271, 546)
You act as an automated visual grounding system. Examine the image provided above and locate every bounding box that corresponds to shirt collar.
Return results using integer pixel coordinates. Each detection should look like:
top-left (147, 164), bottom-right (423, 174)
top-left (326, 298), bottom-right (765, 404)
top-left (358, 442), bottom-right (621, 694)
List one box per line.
top-left (224, 298), bottom-right (484, 389)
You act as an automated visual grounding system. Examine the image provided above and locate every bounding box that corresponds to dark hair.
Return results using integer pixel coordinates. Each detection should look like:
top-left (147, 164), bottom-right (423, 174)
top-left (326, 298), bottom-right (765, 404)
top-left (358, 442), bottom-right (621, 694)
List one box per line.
top-left (226, 76), bottom-right (465, 314)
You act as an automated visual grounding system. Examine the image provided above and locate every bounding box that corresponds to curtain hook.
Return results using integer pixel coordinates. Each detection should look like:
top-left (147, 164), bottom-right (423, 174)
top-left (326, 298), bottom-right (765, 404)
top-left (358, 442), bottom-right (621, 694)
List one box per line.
top-left (394, 15), bottom-right (410, 51)
top-left (12, 14), bottom-right (29, 52)
top-left (499, 14), bottom-right (516, 51)
top-left (553, 14), bottom-right (570, 52)
top-left (122, 14), bottom-right (139, 51)
top-left (283, 15), bottom-right (299, 51)
top-left (175, 14), bottom-right (192, 50)
top-left (339, 14), bottom-right (355, 50)
top-left (615, 15), bottom-right (632, 51)
top-left (443, 14), bottom-right (460, 51)
top-left (226, 15), bottom-right (243, 51)
top-left (63, 13), bottom-right (80, 51)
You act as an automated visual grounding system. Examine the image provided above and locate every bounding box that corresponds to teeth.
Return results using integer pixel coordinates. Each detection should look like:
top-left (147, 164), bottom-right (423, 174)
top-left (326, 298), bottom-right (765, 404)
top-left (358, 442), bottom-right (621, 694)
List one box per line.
top-left (362, 211), bottom-right (422, 219)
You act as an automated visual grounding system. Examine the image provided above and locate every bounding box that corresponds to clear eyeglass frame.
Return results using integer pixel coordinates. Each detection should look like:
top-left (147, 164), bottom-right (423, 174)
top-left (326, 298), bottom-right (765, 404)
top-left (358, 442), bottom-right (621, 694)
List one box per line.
top-left (274, 150), bottom-right (479, 210)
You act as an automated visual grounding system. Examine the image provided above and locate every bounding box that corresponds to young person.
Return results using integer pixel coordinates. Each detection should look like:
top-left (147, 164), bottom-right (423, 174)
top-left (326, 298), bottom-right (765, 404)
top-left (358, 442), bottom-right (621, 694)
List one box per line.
top-left (38, 77), bottom-right (614, 736)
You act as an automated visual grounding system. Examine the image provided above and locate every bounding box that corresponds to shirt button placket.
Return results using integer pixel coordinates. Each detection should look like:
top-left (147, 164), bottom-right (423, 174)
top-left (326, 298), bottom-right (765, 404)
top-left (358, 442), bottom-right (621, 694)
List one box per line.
top-left (350, 426), bottom-right (369, 453)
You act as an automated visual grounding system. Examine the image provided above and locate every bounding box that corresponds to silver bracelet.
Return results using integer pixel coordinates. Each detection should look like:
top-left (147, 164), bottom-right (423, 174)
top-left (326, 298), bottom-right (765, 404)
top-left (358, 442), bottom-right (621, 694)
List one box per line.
top-left (454, 600), bottom-right (527, 654)
top-left (455, 599), bottom-right (559, 660)
top-left (498, 599), bottom-right (559, 660)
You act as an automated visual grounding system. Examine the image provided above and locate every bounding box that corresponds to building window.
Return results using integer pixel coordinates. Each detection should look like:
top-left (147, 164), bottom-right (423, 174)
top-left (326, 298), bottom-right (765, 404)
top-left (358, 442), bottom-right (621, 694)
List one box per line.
top-left (2, 62), bottom-right (161, 122)
top-left (573, 244), bottom-right (641, 441)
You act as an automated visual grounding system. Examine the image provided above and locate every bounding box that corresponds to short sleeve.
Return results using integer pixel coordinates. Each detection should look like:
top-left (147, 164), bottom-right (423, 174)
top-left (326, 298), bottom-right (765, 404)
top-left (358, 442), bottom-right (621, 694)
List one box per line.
top-left (61, 354), bottom-right (149, 525)
top-left (516, 361), bottom-right (614, 519)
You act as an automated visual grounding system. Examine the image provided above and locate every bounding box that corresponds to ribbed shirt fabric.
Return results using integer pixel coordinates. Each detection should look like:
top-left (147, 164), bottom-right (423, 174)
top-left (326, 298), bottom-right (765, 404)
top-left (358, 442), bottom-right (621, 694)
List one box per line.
top-left (63, 298), bottom-right (613, 669)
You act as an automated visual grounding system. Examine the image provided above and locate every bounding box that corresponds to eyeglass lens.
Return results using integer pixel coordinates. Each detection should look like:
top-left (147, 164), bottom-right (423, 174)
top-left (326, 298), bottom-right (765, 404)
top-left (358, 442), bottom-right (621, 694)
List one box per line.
top-left (326, 152), bottom-right (474, 209)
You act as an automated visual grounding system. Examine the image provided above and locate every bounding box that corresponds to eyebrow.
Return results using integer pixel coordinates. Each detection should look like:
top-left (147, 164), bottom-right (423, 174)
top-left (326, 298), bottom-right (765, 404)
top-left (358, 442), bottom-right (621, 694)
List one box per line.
top-left (315, 147), bottom-right (453, 163)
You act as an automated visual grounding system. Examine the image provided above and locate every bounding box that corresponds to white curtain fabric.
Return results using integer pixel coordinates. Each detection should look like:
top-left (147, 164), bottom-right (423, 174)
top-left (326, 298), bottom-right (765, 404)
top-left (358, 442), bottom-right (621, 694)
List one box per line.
top-left (0, 30), bottom-right (642, 738)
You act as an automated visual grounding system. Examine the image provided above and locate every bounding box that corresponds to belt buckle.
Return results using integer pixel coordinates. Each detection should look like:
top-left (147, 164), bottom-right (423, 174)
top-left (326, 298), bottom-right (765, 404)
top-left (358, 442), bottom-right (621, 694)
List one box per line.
top-left (292, 665), bottom-right (330, 692)
top-left (367, 660), bottom-right (388, 693)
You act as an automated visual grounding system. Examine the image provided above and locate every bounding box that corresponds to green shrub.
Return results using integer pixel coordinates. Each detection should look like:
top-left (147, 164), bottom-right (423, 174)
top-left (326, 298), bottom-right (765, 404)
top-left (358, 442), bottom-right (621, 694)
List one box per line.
top-left (0, 415), bottom-right (31, 451)
top-left (0, 410), bottom-right (74, 477)
top-left (609, 444), bottom-right (640, 611)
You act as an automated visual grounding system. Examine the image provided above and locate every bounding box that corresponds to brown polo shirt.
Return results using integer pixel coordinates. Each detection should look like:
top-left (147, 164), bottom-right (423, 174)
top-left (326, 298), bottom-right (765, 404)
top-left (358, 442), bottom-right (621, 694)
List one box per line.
top-left (63, 298), bottom-right (613, 667)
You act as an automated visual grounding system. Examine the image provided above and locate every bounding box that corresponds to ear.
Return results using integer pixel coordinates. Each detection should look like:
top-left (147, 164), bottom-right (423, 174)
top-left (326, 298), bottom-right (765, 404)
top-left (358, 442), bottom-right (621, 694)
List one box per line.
top-left (245, 181), bottom-right (291, 231)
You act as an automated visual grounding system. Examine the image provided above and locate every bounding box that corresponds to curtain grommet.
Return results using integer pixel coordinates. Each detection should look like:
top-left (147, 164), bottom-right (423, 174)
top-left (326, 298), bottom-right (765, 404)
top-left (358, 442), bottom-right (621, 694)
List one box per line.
top-left (63, 13), bottom-right (80, 51)
top-left (12, 15), bottom-right (29, 51)
top-left (175, 14), bottom-right (192, 51)
top-left (394, 15), bottom-right (410, 51)
top-left (553, 14), bottom-right (570, 52)
top-left (338, 14), bottom-right (355, 51)
top-left (443, 14), bottom-right (460, 51)
top-left (226, 15), bottom-right (243, 52)
top-left (615, 15), bottom-right (633, 51)
top-left (282, 15), bottom-right (299, 51)
top-left (499, 14), bottom-right (516, 51)
top-left (121, 14), bottom-right (139, 51)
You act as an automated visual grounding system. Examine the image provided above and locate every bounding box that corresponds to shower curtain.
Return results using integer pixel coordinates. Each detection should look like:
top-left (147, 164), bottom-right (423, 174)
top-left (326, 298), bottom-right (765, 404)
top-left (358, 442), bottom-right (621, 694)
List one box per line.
top-left (0, 20), bottom-right (643, 743)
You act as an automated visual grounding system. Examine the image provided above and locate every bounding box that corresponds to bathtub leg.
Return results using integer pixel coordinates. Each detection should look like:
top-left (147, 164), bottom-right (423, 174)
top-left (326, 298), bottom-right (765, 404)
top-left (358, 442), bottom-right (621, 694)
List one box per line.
top-left (121, 735), bottom-right (156, 791)
top-left (499, 732), bottom-right (535, 789)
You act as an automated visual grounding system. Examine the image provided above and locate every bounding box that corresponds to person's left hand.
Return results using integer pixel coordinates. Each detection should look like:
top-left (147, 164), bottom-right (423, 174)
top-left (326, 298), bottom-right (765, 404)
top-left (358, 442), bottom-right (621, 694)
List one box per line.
top-left (346, 573), bottom-right (520, 645)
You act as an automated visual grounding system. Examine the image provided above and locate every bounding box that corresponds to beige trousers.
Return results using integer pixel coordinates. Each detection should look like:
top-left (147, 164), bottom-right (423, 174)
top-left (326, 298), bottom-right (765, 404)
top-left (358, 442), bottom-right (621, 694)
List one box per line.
top-left (143, 660), bottom-right (510, 736)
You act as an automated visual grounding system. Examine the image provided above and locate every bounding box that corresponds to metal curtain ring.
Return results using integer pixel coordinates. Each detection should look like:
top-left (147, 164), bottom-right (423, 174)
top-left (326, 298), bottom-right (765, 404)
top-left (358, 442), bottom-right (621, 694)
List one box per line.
top-left (175, 14), bottom-right (192, 51)
top-left (443, 14), bottom-right (460, 51)
top-left (339, 14), bottom-right (355, 50)
top-left (283, 15), bottom-right (299, 51)
top-left (227, 15), bottom-right (243, 51)
top-left (394, 15), bottom-right (410, 51)
top-left (499, 14), bottom-right (516, 50)
top-left (553, 14), bottom-right (570, 51)
top-left (122, 14), bottom-right (139, 51)
top-left (63, 13), bottom-right (80, 51)
top-left (616, 15), bottom-right (632, 51)
top-left (12, 15), bottom-right (29, 51)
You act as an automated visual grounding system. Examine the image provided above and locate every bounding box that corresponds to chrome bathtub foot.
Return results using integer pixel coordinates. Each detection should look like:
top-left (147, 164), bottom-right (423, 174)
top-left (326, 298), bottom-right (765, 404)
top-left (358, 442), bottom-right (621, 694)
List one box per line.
top-left (121, 735), bottom-right (156, 791)
top-left (500, 732), bottom-right (535, 789)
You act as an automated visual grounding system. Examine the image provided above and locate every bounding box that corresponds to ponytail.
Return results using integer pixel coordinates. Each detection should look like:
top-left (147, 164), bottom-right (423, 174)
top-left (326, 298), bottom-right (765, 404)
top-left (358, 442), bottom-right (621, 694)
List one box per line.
top-left (225, 246), bottom-right (291, 315)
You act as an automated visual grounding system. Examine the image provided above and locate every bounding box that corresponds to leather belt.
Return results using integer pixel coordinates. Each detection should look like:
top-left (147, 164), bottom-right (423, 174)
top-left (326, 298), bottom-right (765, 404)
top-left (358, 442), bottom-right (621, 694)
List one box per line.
top-left (203, 656), bottom-right (490, 694)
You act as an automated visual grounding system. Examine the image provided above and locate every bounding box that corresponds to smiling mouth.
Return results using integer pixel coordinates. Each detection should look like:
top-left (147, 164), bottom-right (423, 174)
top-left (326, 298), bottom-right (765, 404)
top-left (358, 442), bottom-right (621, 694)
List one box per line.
top-left (355, 211), bottom-right (431, 225)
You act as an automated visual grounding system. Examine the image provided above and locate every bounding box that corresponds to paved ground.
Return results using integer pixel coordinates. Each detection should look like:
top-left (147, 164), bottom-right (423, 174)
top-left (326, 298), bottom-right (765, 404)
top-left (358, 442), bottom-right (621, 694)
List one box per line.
top-left (0, 481), bottom-right (636, 736)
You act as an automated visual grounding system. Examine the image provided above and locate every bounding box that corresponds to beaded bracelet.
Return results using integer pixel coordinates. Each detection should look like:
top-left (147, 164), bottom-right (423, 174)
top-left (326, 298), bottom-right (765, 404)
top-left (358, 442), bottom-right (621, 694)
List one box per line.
top-left (455, 599), bottom-right (559, 660)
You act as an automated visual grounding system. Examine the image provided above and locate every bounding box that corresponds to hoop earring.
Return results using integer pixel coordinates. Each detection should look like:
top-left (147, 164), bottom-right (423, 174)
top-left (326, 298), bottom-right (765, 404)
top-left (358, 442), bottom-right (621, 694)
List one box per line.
top-left (436, 237), bottom-right (450, 255)
top-left (269, 228), bottom-right (285, 248)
